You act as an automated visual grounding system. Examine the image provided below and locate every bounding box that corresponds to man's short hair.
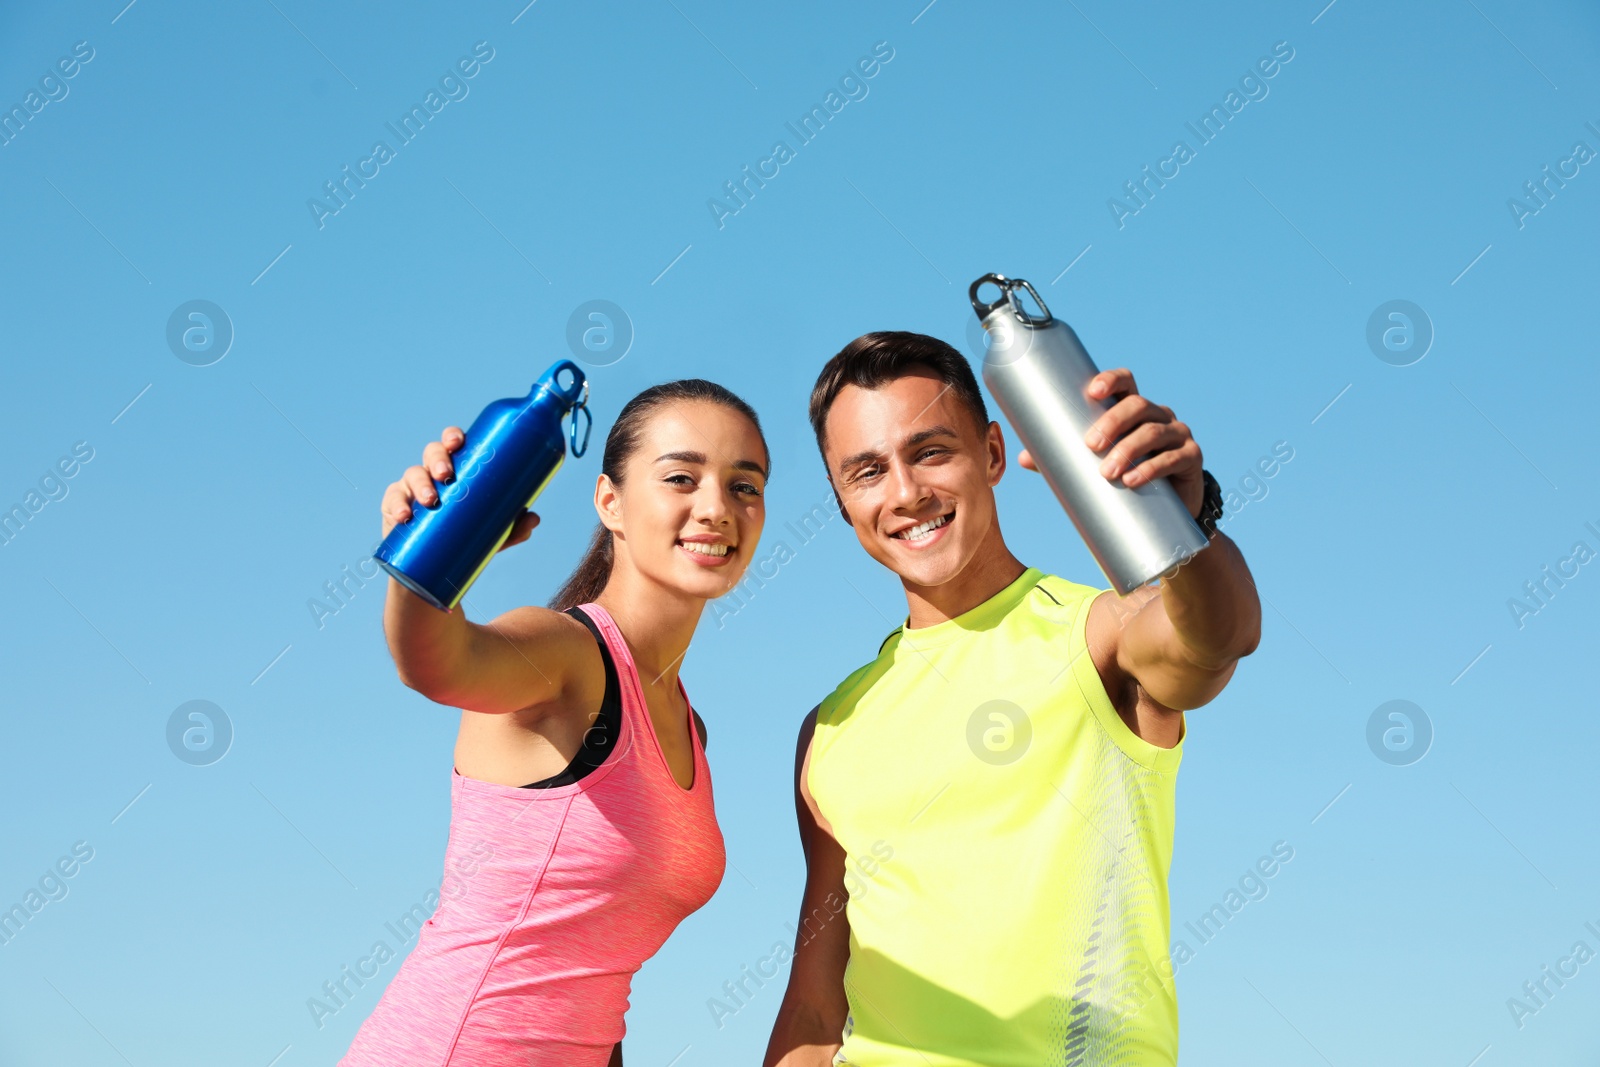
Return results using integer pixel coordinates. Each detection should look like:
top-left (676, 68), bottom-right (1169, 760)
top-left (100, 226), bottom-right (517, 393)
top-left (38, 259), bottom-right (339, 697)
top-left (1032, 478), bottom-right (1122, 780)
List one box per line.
top-left (808, 331), bottom-right (990, 463)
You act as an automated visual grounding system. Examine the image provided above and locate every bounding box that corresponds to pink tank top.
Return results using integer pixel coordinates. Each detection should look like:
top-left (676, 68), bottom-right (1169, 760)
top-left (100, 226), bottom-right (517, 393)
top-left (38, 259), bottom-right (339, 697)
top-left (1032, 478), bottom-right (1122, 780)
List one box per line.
top-left (340, 603), bottom-right (725, 1066)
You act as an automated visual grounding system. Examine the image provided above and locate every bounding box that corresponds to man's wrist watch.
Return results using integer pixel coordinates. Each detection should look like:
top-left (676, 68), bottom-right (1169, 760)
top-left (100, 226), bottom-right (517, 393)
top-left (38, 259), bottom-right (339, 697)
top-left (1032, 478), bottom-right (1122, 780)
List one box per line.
top-left (1195, 469), bottom-right (1223, 537)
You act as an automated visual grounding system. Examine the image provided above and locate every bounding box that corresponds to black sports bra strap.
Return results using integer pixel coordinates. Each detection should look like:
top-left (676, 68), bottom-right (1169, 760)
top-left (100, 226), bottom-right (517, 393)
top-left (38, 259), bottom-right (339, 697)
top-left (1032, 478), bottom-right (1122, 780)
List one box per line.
top-left (520, 607), bottom-right (624, 789)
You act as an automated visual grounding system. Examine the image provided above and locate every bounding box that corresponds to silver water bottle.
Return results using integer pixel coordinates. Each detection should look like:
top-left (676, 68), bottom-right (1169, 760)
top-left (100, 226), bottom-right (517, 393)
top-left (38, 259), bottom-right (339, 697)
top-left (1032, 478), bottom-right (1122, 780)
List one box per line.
top-left (970, 273), bottom-right (1209, 594)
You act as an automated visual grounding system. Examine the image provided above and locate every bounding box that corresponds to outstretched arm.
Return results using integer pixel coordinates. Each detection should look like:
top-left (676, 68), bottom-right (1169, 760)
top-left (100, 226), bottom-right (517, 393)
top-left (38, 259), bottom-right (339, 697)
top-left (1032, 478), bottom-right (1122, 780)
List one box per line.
top-left (764, 707), bottom-right (851, 1067)
top-left (1105, 529), bottom-right (1259, 704)
top-left (1021, 368), bottom-right (1261, 739)
top-left (380, 425), bottom-right (598, 714)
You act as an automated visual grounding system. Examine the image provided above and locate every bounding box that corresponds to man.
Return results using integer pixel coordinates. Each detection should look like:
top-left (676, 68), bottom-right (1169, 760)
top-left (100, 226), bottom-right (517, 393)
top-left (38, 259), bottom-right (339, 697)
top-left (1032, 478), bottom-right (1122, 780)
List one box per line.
top-left (763, 331), bottom-right (1261, 1066)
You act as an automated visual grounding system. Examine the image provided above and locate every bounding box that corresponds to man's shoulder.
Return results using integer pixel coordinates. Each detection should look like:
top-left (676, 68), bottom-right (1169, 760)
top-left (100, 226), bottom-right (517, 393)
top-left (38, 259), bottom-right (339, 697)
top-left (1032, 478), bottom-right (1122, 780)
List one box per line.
top-left (1018, 570), bottom-right (1107, 621)
top-left (813, 627), bottom-right (903, 727)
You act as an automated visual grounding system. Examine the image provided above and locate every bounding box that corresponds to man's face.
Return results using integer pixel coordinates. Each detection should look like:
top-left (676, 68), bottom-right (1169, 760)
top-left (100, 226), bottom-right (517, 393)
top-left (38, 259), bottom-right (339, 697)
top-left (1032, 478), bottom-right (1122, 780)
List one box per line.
top-left (821, 370), bottom-right (1005, 591)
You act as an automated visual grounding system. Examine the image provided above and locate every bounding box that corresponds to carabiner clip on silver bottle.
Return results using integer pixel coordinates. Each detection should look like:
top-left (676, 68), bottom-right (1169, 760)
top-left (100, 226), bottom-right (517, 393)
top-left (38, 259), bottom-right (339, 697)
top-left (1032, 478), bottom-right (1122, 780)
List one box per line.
top-left (968, 273), bottom-right (1054, 327)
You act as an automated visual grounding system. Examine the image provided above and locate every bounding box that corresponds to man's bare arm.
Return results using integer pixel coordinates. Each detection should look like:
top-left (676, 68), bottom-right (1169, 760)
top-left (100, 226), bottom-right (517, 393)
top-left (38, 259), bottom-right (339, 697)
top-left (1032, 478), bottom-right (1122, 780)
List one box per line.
top-left (1102, 530), bottom-right (1261, 712)
top-left (764, 707), bottom-right (851, 1067)
top-left (1050, 366), bottom-right (1260, 730)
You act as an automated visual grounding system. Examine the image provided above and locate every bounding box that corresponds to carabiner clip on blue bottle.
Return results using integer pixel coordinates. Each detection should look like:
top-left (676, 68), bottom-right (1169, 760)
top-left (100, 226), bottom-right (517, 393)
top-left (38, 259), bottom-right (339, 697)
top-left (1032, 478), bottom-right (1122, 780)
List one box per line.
top-left (568, 379), bottom-right (592, 458)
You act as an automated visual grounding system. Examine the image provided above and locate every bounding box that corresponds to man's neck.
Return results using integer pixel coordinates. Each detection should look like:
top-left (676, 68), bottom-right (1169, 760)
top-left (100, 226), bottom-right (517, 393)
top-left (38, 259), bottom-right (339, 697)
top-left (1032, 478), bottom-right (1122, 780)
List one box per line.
top-left (901, 543), bottom-right (1028, 630)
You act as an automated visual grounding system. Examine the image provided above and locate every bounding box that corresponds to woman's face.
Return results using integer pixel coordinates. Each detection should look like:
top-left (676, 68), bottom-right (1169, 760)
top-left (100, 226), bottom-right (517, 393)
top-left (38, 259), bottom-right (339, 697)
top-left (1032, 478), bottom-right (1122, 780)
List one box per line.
top-left (603, 400), bottom-right (768, 602)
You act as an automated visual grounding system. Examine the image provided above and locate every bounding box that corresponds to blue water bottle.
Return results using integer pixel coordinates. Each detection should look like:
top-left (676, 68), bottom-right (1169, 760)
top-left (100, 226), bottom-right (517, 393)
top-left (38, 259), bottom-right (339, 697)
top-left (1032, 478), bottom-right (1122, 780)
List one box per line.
top-left (376, 360), bottom-right (593, 612)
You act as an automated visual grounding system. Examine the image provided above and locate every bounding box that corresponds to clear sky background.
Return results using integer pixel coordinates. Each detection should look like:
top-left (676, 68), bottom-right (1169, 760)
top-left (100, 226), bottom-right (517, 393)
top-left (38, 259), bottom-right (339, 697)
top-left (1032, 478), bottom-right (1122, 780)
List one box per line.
top-left (2, 1), bottom-right (1597, 1064)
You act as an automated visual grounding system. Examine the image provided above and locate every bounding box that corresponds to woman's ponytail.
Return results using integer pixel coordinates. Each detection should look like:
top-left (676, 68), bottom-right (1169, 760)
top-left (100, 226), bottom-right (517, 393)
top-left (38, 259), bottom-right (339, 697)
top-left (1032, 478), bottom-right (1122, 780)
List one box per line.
top-left (548, 523), bottom-right (614, 613)
top-left (546, 378), bottom-right (767, 612)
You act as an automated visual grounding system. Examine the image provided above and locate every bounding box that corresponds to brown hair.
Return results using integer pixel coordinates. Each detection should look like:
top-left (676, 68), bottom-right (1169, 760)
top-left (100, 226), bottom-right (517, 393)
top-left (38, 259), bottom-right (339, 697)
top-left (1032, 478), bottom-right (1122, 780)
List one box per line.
top-left (807, 331), bottom-right (989, 463)
top-left (548, 379), bottom-right (768, 612)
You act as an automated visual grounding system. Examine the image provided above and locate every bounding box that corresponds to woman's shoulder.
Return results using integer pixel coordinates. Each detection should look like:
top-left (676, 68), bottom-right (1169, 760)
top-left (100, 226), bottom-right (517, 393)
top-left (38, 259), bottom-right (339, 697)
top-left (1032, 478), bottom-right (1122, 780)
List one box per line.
top-left (480, 603), bottom-right (599, 660)
top-left (464, 603), bottom-right (608, 719)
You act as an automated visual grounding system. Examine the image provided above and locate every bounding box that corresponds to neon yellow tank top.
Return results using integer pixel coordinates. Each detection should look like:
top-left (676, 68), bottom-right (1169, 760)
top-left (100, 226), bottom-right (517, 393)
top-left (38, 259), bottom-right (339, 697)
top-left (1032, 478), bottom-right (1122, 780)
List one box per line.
top-left (809, 567), bottom-right (1183, 1066)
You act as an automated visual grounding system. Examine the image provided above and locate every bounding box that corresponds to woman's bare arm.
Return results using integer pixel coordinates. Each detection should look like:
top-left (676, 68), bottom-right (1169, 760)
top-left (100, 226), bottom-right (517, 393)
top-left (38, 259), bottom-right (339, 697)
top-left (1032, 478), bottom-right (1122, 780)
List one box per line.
top-left (380, 426), bottom-right (597, 714)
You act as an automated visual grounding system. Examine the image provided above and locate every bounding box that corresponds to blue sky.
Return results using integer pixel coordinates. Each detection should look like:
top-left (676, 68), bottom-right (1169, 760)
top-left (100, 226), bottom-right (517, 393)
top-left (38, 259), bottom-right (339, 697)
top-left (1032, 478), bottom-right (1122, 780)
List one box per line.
top-left (1, 0), bottom-right (1597, 1064)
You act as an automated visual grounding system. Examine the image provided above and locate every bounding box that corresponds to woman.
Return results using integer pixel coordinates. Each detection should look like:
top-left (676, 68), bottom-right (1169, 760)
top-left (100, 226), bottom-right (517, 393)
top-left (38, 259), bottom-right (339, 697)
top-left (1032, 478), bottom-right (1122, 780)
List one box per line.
top-left (341, 380), bottom-right (770, 1067)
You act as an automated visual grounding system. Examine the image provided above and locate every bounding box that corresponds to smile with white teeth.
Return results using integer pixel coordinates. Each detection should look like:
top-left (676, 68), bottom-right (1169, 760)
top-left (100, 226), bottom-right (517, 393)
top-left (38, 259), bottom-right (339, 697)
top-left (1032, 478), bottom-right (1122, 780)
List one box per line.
top-left (679, 541), bottom-right (731, 556)
top-left (894, 512), bottom-right (952, 541)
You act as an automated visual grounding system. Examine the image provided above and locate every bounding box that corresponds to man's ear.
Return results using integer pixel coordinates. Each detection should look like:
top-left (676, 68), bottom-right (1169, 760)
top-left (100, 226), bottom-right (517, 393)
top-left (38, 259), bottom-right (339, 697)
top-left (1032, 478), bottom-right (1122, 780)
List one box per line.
top-left (986, 420), bottom-right (1008, 487)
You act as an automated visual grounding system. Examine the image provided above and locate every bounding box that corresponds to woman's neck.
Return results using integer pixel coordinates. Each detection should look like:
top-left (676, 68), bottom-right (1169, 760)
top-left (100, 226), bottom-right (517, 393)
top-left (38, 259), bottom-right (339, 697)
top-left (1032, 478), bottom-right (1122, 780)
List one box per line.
top-left (593, 570), bottom-right (705, 694)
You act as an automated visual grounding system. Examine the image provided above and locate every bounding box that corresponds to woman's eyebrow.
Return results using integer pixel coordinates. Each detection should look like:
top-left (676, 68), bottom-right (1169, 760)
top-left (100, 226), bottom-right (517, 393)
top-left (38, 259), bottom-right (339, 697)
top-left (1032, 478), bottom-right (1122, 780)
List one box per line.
top-left (657, 450), bottom-right (768, 480)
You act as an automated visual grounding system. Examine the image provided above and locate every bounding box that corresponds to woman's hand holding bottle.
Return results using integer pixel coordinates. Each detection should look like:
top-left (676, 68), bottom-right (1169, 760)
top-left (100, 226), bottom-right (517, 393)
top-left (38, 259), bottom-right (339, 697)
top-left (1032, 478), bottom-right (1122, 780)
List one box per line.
top-left (379, 425), bottom-right (541, 550)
